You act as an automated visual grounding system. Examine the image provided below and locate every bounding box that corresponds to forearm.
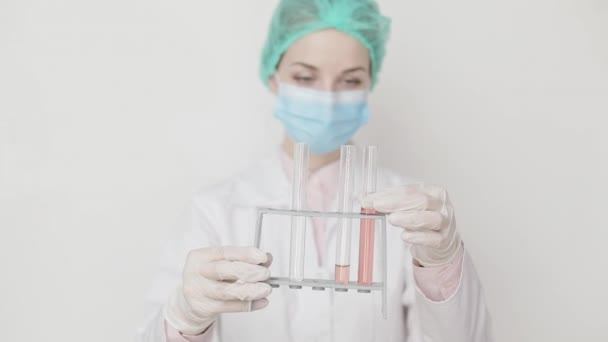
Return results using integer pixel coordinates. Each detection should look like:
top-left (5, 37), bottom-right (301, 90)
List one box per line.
top-left (414, 250), bottom-right (493, 342)
top-left (413, 244), bottom-right (464, 301)
top-left (165, 320), bottom-right (215, 342)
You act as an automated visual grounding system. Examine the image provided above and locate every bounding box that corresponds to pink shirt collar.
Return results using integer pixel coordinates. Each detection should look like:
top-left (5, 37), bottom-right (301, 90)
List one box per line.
top-left (279, 148), bottom-right (340, 208)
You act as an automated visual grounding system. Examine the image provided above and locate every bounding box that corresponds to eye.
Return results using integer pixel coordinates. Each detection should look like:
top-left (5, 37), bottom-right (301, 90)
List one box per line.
top-left (293, 75), bottom-right (314, 84)
top-left (343, 78), bottom-right (363, 88)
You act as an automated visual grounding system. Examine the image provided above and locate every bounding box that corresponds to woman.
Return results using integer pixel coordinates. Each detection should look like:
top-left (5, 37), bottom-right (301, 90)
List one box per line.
top-left (137, 0), bottom-right (492, 341)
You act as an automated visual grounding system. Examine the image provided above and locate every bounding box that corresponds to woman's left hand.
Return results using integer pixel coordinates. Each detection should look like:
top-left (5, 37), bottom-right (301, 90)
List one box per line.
top-left (360, 183), bottom-right (463, 267)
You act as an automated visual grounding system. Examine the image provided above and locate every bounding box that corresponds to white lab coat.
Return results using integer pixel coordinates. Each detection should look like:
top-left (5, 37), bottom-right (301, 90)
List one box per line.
top-left (136, 151), bottom-right (492, 342)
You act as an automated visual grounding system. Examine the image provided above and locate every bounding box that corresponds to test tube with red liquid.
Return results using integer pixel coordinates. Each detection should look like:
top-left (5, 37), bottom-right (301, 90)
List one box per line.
top-left (358, 146), bottom-right (377, 285)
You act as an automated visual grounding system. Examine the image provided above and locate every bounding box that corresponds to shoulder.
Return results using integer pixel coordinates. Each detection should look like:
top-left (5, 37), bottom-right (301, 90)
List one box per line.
top-left (190, 151), bottom-right (289, 211)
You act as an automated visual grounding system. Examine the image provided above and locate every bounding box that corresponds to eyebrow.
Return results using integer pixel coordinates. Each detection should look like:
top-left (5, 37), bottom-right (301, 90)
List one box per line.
top-left (290, 62), bottom-right (367, 74)
top-left (290, 62), bottom-right (318, 71)
top-left (341, 66), bottom-right (367, 74)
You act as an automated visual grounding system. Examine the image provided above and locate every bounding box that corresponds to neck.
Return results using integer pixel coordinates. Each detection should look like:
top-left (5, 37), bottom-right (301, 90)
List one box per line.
top-left (282, 136), bottom-right (341, 171)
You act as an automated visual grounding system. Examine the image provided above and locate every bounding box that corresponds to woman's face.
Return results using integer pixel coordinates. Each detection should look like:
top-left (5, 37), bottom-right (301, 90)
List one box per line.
top-left (270, 29), bottom-right (372, 93)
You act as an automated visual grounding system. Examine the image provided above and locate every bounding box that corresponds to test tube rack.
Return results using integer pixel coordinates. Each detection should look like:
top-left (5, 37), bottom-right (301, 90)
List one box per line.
top-left (253, 207), bottom-right (389, 319)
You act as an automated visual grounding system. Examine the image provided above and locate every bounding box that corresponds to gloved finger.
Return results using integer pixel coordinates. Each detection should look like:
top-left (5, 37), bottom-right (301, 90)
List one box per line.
top-left (205, 281), bottom-right (273, 301)
top-left (400, 230), bottom-right (443, 248)
top-left (421, 184), bottom-right (451, 204)
top-left (260, 253), bottom-right (273, 268)
top-left (362, 188), bottom-right (442, 213)
top-left (213, 298), bottom-right (270, 314)
top-left (199, 260), bottom-right (271, 282)
top-left (361, 183), bottom-right (451, 209)
top-left (191, 246), bottom-right (269, 265)
top-left (388, 211), bottom-right (443, 231)
top-left (185, 297), bottom-right (269, 318)
top-left (364, 185), bottom-right (416, 199)
top-left (250, 298), bottom-right (270, 311)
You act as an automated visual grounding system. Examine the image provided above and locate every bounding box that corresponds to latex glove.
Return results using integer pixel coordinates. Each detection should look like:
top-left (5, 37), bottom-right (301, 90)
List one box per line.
top-left (361, 184), bottom-right (462, 267)
top-left (165, 246), bottom-right (273, 335)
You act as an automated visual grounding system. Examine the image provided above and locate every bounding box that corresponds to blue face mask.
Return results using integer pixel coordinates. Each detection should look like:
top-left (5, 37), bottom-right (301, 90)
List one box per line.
top-left (274, 83), bottom-right (370, 154)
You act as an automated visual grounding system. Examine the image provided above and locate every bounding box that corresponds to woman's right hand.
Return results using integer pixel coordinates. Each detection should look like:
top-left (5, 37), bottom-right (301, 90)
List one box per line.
top-left (165, 246), bottom-right (273, 335)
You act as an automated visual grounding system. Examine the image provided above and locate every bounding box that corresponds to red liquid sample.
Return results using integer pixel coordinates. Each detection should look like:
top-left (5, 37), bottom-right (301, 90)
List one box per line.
top-left (358, 208), bottom-right (376, 285)
top-left (335, 265), bottom-right (350, 285)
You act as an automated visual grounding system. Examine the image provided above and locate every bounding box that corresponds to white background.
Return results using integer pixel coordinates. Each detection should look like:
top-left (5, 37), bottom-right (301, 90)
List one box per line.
top-left (1, 0), bottom-right (607, 341)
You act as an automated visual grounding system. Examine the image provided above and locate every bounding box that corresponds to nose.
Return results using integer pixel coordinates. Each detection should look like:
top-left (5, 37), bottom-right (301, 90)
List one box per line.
top-left (318, 78), bottom-right (338, 92)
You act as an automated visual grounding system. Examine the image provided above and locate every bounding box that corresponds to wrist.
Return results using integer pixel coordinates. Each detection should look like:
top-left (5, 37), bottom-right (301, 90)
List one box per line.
top-left (411, 233), bottom-right (462, 268)
top-left (164, 287), bottom-right (216, 336)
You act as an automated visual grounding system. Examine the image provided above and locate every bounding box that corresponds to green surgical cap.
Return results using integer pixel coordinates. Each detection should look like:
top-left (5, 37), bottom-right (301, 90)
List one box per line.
top-left (260, 0), bottom-right (391, 89)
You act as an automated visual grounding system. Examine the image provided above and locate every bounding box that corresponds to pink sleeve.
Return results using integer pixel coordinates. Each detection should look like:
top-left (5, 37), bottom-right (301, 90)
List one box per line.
top-left (164, 320), bottom-right (214, 342)
top-left (412, 245), bottom-right (465, 302)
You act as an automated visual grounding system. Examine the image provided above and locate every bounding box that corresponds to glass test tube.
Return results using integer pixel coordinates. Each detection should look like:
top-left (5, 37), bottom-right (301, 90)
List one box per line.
top-left (335, 145), bottom-right (357, 284)
top-left (289, 143), bottom-right (309, 281)
top-left (358, 146), bottom-right (378, 285)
